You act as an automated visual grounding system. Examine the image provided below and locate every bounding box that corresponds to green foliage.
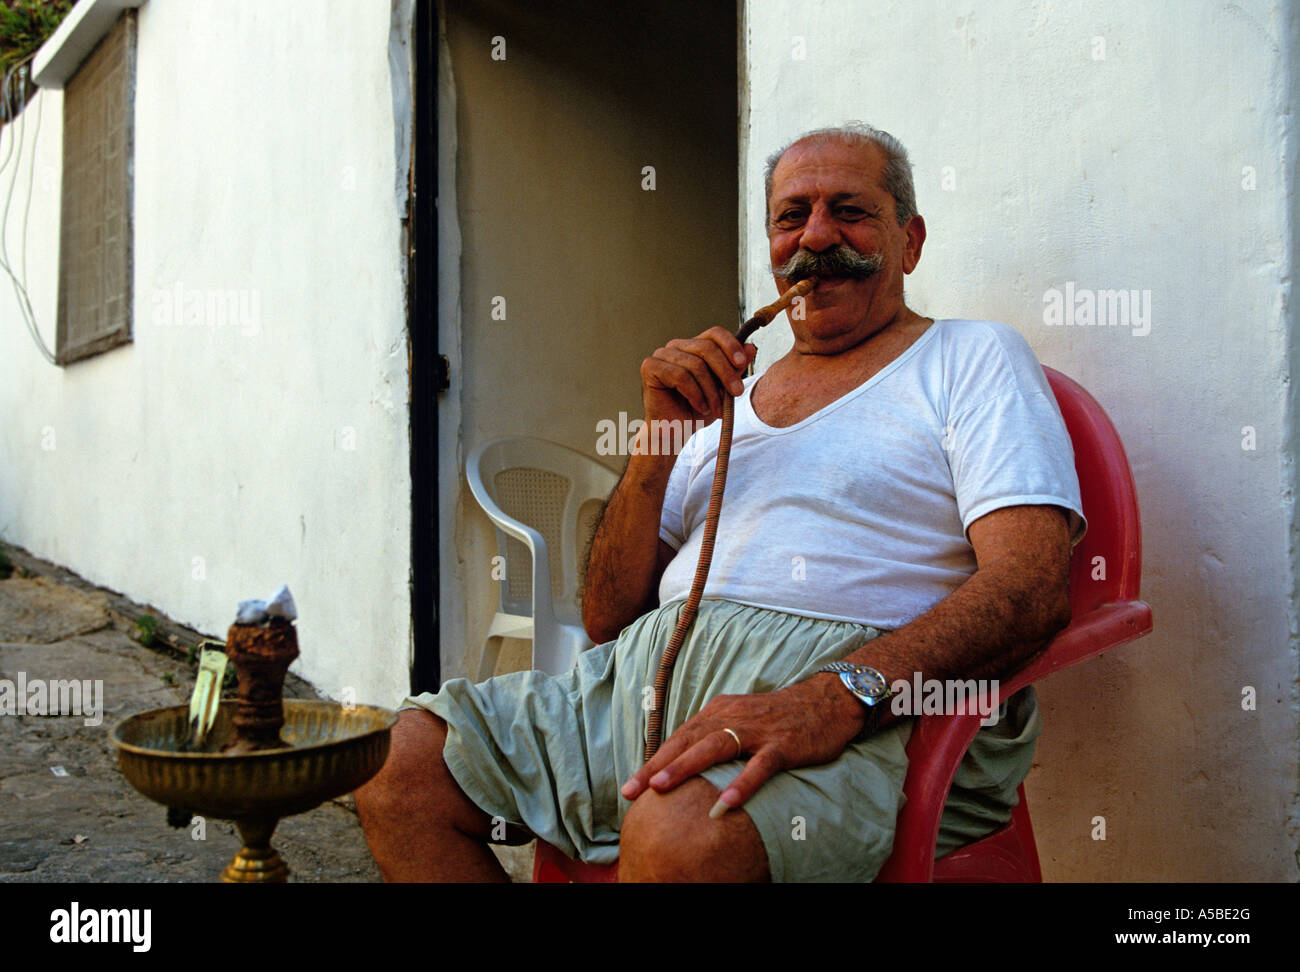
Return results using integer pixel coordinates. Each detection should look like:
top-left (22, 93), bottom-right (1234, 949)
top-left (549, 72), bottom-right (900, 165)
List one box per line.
top-left (0, 0), bottom-right (73, 74)
top-left (135, 613), bottom-right (159, 648)
top-left (0, 542), bottom-right (11, 579)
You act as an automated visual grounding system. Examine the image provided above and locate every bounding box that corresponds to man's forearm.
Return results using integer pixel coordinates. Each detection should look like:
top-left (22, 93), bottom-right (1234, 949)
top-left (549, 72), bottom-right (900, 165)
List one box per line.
top-left (873, 565), bottom-right (1063, 669)
top-left (817, 553), bottom-right (1071, 731)
top-left (581, 432), bottom-right (677, 643)
top-left (584, 323), bottom-right (752, 644)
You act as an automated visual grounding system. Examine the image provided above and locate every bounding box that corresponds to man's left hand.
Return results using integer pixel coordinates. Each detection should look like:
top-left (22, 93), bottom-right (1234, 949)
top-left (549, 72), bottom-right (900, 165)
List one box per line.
top-left (620, 673), bottom-right (867, 816)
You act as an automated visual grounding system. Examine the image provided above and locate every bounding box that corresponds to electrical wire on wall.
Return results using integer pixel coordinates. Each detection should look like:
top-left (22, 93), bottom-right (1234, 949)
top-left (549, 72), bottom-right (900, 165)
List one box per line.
top-left (0, 51), bottom-right (56, 365)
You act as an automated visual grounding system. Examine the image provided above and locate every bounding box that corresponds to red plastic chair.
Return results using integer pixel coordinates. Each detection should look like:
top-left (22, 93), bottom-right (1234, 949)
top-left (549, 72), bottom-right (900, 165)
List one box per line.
top-left (534, 365), bottom-right (1152, 883)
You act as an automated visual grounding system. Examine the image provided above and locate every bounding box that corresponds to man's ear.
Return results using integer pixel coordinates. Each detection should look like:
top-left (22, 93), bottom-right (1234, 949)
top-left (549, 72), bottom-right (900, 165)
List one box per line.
top-left (902, 215), bottom-right (926, 274)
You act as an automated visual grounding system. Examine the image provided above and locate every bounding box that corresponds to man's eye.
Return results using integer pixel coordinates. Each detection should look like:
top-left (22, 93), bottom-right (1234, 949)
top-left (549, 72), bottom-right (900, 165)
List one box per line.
top-left (836, 207), bottom-right (868, 219)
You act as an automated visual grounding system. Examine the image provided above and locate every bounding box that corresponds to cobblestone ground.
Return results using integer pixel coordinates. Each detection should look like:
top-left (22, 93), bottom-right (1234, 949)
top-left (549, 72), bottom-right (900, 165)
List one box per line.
top-left (0, 547), bottom-right (532, 883)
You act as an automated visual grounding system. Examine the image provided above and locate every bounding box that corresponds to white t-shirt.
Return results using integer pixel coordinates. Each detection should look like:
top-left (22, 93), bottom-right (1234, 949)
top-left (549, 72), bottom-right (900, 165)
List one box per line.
top-left (657, 319), bottom-right (1086, 631)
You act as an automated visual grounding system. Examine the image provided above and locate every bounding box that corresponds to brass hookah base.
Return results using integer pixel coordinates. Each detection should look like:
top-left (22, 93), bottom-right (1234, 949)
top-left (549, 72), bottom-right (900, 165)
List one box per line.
top-left (222, 818), bottom-right (290, 884)
top-left (112, 622), bottom-right (397, 884)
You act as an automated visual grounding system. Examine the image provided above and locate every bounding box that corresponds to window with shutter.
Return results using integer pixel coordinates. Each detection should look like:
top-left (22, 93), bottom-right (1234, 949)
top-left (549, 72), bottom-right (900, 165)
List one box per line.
top-left (55, 10), bottom-right (134, 365)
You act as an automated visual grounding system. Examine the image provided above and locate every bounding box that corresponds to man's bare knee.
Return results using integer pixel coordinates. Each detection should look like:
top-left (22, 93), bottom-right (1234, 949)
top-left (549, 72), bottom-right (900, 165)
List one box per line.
top-left (355, 708), bottom-right (488, 837)
top-left (355, 708), bottom-right (530, 881)
top-left (619, 777), bottom-right (770, 882)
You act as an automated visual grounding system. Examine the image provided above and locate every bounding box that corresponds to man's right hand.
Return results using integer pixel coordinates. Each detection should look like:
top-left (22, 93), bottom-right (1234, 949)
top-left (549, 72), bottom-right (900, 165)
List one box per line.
top-left (640, 326), bottom-right (758, 428)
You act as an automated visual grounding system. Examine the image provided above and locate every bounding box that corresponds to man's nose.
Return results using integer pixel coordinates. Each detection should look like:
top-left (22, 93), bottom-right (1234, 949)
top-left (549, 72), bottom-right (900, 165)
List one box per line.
top-left (797, 204), bottom-right (841, 251)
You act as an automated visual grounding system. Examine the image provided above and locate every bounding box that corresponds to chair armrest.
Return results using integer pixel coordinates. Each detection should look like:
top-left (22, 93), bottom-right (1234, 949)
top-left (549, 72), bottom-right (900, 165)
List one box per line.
top-left (464, 476), bottom-right (559, 639)
top-left (875, 599), bottom-right (1152, 882)
top-left (1002, 600), bottom-right (1154, 696)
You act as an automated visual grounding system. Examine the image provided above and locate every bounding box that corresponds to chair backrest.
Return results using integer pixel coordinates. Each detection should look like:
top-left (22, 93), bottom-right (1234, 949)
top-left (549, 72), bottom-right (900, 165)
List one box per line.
top-left (466, 437), bottom-right (620, 618)
top-left (1043, 367), bottom-right (1144, 613)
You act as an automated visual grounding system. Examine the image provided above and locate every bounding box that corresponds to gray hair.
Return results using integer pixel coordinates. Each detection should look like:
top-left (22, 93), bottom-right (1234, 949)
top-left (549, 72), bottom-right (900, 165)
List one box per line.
top-left (763, 122), bottom-right (918, 227)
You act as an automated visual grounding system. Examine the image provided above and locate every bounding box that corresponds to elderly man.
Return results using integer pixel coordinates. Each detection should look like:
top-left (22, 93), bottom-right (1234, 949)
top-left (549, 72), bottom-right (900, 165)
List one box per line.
top-left (356, 123), bottom-right (1084, 882)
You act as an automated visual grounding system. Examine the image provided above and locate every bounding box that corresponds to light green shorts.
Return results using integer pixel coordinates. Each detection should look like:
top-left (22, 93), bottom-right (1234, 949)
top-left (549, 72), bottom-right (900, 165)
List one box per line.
top-left (402, 599), bottom-right (1041, 882)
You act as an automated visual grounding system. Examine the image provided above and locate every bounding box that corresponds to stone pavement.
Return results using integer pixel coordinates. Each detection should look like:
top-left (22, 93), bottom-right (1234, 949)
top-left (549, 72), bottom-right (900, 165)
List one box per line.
top-left (0, 544), bottom-right (532, 883)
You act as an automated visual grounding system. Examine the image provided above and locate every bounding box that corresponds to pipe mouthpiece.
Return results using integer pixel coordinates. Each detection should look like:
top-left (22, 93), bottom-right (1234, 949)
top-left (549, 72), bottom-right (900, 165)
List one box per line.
top-left (756, 278), bottom-right (814, 323)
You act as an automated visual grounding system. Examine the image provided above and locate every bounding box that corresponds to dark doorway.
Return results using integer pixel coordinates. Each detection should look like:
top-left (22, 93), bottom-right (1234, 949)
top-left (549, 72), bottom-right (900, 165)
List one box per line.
top-left (414, 0), bottom-right (739, 688)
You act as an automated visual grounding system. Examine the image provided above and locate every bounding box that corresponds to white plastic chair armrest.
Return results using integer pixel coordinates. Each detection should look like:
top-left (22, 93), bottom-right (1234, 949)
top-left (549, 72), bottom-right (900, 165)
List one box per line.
top-left (464, 475), bottom-right (560, 652)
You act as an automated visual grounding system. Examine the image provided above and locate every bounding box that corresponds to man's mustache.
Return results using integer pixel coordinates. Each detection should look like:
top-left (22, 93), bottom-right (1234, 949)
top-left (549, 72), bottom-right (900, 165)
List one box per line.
top-left (772, 245), bottom-right (884, 282)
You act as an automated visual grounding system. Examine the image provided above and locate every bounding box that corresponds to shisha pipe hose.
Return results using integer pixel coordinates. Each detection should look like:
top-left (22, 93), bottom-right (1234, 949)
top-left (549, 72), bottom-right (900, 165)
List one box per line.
top-left (643, 278), bottom-right (815, 761)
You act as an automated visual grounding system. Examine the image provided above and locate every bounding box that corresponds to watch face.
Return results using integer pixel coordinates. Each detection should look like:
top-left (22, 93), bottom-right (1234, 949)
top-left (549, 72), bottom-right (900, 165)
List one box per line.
top-left (846, 668), bottom-right (888, 703)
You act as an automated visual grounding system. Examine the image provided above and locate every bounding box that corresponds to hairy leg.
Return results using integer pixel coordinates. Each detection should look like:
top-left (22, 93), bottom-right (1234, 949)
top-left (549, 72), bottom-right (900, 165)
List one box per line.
top-left (618, 776), bottom-right (770, 882)
top-left (354, 707), bottom-right (530, 882)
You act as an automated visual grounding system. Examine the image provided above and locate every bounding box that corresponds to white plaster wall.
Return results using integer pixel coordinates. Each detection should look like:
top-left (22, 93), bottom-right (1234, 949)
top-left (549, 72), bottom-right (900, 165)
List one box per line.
top-left (744, 0), bottom-right (1298, 880)
top-left (0, 0), bottom-right (412, 709)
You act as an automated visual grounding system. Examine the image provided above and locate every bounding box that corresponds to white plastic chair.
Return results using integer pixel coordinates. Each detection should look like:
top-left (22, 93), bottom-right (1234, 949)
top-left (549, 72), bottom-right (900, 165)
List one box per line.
top-left (465, 437), bottom-right (621, 678)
